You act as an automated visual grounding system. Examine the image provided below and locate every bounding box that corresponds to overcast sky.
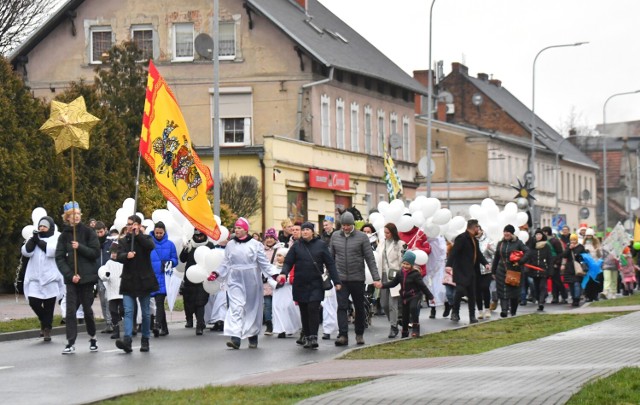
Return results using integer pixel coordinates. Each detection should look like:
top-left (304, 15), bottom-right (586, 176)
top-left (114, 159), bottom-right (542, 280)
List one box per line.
top-left (319, 0), bottom-right (640, 134)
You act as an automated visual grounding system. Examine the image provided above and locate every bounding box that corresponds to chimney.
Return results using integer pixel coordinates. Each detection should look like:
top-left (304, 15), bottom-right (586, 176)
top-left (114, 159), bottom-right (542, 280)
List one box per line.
top-left (489, 79), bottom-right (502, 87)
top-left (451, 62), bottom-right (468, 75)
top-left (437, 101), bottom-right (447, 121)
top-left (294, 0), bottom-right (307, 11)
top-left (569, 128), bottom-right (577, 136)
top-left (477, 73), bottom-right (489, 81)
top-left (413, 70), bottom-right (434, 87)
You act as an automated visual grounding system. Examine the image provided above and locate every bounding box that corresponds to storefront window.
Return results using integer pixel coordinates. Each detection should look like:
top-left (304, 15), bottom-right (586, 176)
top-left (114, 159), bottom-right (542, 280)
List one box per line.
top-left (334, 195), bottom-right (352, 219)
top-left (287, 190), bottom-right (307, 223)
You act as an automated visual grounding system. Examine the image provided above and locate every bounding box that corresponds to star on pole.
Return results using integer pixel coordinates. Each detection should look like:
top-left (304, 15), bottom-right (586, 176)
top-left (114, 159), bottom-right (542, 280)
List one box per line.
top-left (39, 96), bottom-right (100, 154)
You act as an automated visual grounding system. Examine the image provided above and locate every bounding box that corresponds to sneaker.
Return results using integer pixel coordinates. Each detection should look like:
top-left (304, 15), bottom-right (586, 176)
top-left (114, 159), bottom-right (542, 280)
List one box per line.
top-left (89, 338), bottom-right (98, 352)
top-left (478, 312), bottom-right (484, 320)
top-left (322, 333), bottom-right (331, 340)
top-left (248, 336), bottom-right (258, 349)
top-left (43, 328), bottom-right (52, 342)
top-left (334, 335), bottom-right (349, 346)
top-left (226, 337), bottom-right (241, 350)
top-left (140, 337), bottom-right (149, 352)
top-left (484, 309), bottom-right (491, 319)
top-left (61, 344), bottom-right (75, 355)
top-left (500, 312), bottom-right (508, 318)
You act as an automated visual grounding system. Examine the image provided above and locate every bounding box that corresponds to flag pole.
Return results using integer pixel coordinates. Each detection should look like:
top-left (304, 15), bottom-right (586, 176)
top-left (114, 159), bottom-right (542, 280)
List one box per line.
top-left (132, 152), bottom-right (142, 249)
top-left (71, 147), bottom-right (78, 276)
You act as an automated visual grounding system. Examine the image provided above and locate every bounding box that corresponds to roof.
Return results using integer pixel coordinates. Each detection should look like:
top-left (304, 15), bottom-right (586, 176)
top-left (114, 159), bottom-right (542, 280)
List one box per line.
top-left (464, 74), bottom-right (599, 170)
top-left (246, 0), bottom-right (428, 95)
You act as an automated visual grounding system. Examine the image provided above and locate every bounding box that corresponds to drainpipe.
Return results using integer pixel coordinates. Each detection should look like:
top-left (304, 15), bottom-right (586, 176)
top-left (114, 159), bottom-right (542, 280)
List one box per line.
top-left (297, 67), bottom-right (334, 140)
top-left (259, 152), bottom-right (266, 233)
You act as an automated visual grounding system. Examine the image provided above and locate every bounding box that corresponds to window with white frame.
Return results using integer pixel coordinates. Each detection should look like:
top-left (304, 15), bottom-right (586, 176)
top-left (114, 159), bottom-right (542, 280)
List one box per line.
top-left (350, 102), bottom-right (359, 152)
top-left (218, 22), bottom-right (236, 59)
top-left (211, 88), bottom-right (253, 146)
top-left (321, 94), bottom-right (331, 147)
top-left (377, 109), bottom-right (385, 156)
top-left (364, 106), bottom-right (372, 154)
top-left (90, 26), bottom-right (112, 64)
top-left (390, 112), bottom-right (398, 158)
top-left (173, 22), bottom-right (194, 61)
top-left (336, 98), bottom-right (345, 149)
top-left (132, 25), bottom-right (153, 61)
top-left (402, 115), bottom-right (410, 160)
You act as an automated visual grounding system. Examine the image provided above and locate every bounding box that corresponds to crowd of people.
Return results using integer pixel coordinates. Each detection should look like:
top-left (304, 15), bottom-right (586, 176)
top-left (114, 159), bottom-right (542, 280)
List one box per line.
top-left (20, 201), bottom-right (640, 355)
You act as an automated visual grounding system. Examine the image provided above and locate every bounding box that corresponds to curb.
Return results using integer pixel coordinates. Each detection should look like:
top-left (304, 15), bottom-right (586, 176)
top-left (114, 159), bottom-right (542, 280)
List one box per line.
top-left (0, 321), bottom-right (107, 343)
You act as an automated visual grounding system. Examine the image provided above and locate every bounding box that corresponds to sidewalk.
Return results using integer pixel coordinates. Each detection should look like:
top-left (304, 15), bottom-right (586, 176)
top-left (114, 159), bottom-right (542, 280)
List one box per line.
top-left (235, 306), bottom-right (640, 404)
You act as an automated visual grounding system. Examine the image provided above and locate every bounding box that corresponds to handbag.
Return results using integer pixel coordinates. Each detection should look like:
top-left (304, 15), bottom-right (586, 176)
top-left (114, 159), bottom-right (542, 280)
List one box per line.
top-left (505, 269), bottom-right (521, 287)
top-left (573, 254), bottom-right (586, 276)
top-left (302, 243), bottom-right (333, 290)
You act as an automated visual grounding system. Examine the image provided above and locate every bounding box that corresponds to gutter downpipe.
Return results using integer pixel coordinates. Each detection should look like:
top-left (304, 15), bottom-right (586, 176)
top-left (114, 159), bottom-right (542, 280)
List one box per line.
top-left (297, 67), bottom-right (335, 140)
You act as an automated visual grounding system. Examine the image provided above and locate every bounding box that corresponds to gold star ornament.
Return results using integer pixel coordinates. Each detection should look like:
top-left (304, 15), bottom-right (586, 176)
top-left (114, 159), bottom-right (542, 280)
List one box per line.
top-left (39, 96), bottom-right (100, 154)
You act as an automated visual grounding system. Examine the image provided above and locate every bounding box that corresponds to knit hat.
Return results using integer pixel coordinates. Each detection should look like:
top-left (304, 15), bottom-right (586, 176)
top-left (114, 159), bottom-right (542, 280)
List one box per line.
top-left (38, 216), bottom-right (56, 238)
top-left (276, 248), bottom-right (289, 257)
top-left (402, 251), bottom-right (416, 266)
top-left (534, 228), bottom-right (547, 241)
top-left (585, 228), bottom-right (595, 236)
top-left (301, 222), bottom-right (315, 231)
top-left (341, 211), bottom-right (355, 225)
top-left (570, 234), bottom-right (579, 242)
top-left (235, 217), bottom-right (249, 232)
top-left (264, 228), bottom-right (277, 239)
top-left (503, 224), bottom-right (516, 234)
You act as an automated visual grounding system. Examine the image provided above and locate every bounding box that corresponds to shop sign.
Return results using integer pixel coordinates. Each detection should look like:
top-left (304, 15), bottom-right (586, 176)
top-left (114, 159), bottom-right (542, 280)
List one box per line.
top-left (308, 169), bottom-right (350, 191)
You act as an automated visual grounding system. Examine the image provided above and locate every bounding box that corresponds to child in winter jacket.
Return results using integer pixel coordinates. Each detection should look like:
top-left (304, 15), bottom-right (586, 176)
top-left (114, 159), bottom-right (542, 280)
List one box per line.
top-left (619, 247), bottom-right (638, 295)
top-left (380, 251), bottom-right (434, 338)
top-left (98, 243), bottom-right (124, 339)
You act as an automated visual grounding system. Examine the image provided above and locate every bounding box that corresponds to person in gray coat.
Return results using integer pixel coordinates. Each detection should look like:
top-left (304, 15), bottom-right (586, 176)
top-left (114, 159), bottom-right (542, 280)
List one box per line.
top-left (330, 211), bottom-right (381, 346)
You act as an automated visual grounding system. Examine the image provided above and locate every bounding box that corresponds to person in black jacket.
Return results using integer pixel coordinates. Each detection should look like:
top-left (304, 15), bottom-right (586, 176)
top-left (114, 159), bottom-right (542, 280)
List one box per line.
top-left (55, 201), bottom-right (101, 354)
top-left (114, 215), bottom-right (158, 353)
top-left (526, 229), bottom-right (553, 311)
top-left (278, 222), bottom-right (341, 349)
top-left (446, 219), bottom-right (489, 324)
top-left (180, 229), bottom-right (215, 334)
top-left (377, 251), bottom-right (433, 338)
top-left (543, 226), bottom-right (568, 304)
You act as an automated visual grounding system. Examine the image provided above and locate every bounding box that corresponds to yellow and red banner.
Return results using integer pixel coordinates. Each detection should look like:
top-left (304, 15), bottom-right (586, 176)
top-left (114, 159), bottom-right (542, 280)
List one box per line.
top-left (140, 61), bottom-right (220, 240)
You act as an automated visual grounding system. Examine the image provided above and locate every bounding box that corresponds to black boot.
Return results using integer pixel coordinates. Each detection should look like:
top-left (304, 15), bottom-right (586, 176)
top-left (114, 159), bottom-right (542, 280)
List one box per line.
top-left (140, 337), bottom-right (150, 352)
top-left (151, 315), bottom-right (159, 338)
top-left (264, 320), bottom-right (273, 336)
top-left (110, 324), bottom-right (120, 339)
top-left (388, 325), bottom-right (399, 338)
top-left (450, 310), bottom-right (460, 322)
top-left (411, 323), bottom-right (420, 337)
top-left (116, 336), bottom-right (132, 353)
top-left (248, 335), bottom-right (258, 349)
top-left (443, 302), bottom-right (451, 318)
top-left (304, 335), bottom-right (318, 349)
top-left (296, 331), bottom-right (306, 345)
top-left (429, 307), bottom-right (436, 319)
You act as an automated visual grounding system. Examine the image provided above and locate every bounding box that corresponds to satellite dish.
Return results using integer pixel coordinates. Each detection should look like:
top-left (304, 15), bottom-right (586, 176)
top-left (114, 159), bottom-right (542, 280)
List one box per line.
top-left (471, 93), bottom-right (483, 106)
top-left (195, 33), bottom-right (214, 60)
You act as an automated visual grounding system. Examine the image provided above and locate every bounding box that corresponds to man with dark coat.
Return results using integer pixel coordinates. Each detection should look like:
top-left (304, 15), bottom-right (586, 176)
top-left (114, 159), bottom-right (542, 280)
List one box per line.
top-left (114, 215), bottom-right (158, 353)
top-left (95, 220), bottom-right (115, 333)
top-left (330, 211), bottom-right (381, 346)
top-left (55, 201), bottom-right (101, 354)
top-left (542, 226), bottom-right (568, 304)
top-left (446, 219), bottom-right (489, 324)
top-left (278, 222), bottom-right (341, 349)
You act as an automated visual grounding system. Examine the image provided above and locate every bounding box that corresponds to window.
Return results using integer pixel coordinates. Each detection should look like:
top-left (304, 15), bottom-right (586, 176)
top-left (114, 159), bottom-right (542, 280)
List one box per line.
top-left (173, 23), bottom-right (194, 61)
top-left (218, 22), bottom-right (236, 59)
top-left (402, 116), bottom-right (410, 160)
top-left (336, 98), bottom-right (345, 149)
top-left (211, 88), bottom-right (253, 146)
top-left (132, 25), bottom-right (153, 60)
top-left (364, 106), bottom-right (372, 154)
top-left (90, 26), bottom-right (112, 64)
top-left (321, 94), bottom-right (330, 147)
top-left (377, 110), bottom-right (385, 156)
top-left (223, 118), bottom-right (246, 144)
top-left (350, 102), bottom-right (359, 152)
top-left (390, 112), bottom-right (398, 158)
top-left (287, 190), bottom-right (307, 224)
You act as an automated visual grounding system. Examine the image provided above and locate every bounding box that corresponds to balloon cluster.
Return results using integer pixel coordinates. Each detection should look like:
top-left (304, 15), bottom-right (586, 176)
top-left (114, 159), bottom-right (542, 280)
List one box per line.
top-left (469, 199), bottom-right (529, 243)
top-left (185, 246), bottom-right (224, 293)
top-left (22, 207), bottom-right (58, 240)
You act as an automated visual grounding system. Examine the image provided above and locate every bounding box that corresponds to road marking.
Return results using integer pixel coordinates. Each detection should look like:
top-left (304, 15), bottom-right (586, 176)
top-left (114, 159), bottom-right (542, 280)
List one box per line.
top-left (0, 366), bottom-right (15, 371)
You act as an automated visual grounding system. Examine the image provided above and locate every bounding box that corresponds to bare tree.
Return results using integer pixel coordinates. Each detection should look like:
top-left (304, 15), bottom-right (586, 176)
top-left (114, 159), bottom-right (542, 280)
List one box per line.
top-left (1, 0), bottom-right (52, 55)
top-left (555, 106), bottom-right (597, 137)
top-left (221, 175), bottom-right (261, 220)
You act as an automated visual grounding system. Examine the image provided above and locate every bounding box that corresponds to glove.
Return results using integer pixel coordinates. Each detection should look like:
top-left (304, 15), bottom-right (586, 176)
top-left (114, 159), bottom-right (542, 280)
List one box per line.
top-left (207, 272), bottom-right (219, 281)
top-left (36, 239), bottom-right (47, 251)
top-left (25, 237), bottom-right (37, 253)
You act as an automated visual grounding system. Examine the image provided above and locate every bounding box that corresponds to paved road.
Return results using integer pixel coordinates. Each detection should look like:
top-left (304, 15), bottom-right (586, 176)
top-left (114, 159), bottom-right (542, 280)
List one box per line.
top-left (1, 292), bottom-right (637, 404)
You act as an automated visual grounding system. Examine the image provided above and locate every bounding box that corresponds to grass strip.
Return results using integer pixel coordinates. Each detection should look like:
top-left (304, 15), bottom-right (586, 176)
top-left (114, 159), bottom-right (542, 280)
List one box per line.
top-left (566, 367), bottom-right (640, 404)
top-left (588, 294), bottom-right (640, 307)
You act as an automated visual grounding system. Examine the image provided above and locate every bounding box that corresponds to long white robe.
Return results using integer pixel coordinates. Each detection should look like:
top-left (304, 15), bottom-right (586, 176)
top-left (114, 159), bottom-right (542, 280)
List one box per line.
top-left (217, 238), bottom-right (272, 339)
top-left (267, 265), bottom-right (301, 334)
top-left (322, 287), bottom-right (339, 335)
top-left (21, 234), bottom-right (64, 300)
top-left (205, 291), bottom-right (228, 324)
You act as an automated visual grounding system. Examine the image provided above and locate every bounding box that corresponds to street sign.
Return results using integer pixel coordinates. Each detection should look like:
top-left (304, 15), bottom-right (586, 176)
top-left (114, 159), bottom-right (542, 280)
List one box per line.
top-left (552, 214), bottom-right (567, 231)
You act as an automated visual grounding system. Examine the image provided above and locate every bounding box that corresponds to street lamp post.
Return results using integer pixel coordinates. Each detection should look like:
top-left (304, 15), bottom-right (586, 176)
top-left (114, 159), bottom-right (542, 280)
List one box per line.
top-left (426, 0), bottom-right (436, 197)
top-left (437, 146), bottom-right (450, 208)
top-left (530, 41), bottom-right (588, 228)
top-left (602, 89), bottom-right (640, 231)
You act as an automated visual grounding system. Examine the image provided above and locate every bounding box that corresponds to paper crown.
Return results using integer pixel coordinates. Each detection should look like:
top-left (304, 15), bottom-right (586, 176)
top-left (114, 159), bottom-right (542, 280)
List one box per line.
top-left (63, 201), bottom-right (80, 211)
top-left (324, 215), bottom-right (334, 223)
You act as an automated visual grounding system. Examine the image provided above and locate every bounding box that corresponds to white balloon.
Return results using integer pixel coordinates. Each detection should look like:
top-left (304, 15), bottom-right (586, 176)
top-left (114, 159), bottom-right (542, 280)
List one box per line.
top-left (368, 212), bottom-right (384, 226)
top-left (497, 211), bottom-right (510, 227)
top-left (516, 212), bottom-right (529, 227)
top-left (136, 212), bottom-right (144, 222)
top-left (113, 216), bottom-right (127, 234)
top-left (485, 203), bottom-right (500, 219)
top-left (204, 248), bottom-right (225, 272)
top-left (377, 201), bottom-right (390, 216)
top-left (504, 202), bottom-right (518, 216)
top-left (396, 215), bottom-right (414, 232)
top-left (164, 219), bottom-right (182, 240)
top-left (481, 198), bottom-right (497, 210)
top-left (122, 198), bottom-right (135, 213)
top-left (194, 246), bottom-right (210, 264)
top-left (438, 222), bottom-right (449, 235)
top-left (152, 209), bottom-right (171, 223)
top-left (518, 230), bottom-right (530, 243)
top-left (115, 208), bottom-right (127, 220)
top-left (425, 224), bottom-right (440, 238)
top-left (22, 225), bottom-right (36, 240)
top-left (486, 222), bottom-right (501, 242)
top-left (373, 220), bottom-right (385, 236)
top-left (408, 200), bottom-right (422, 213)
top-left (389, 198), bottom-right (405, 212)
top-left (142, 219), bottom-right (155, 231)
top-left (203, 279), bottom-right (221, 294)
top-left (411, 211), bottom-right (426, 228)
top-left (450, 215), bottom-right (466, 231)
top-left (385, 205), bottom-right (404, 224)
top-left (31, 207), bottom-right (47, 226)
top-left (214, 215), bottom-right (221, 226)
top-left (182, 223), bottom-right (195, 240)
top-left (432, 208), bottom-right (452, 225)
top-left (468, 204), bottom-right (482, 219)
top-left (185, 264), bottom-right (208, 284)
top-left (422, 198), bottom-right (441, 219)
top-left (445, 230), bottom-right (460, 242)
top-left (412, 249), bottom-right (429, 265)
top-left (215, 226), bottom-right (230, 243)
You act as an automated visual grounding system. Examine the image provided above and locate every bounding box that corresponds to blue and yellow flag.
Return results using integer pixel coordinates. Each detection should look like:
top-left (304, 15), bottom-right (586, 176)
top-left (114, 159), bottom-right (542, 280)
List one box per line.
top-left (383, 151), bottom-right (403, 201)
top-left (139, 61), bottom-right (220, 240)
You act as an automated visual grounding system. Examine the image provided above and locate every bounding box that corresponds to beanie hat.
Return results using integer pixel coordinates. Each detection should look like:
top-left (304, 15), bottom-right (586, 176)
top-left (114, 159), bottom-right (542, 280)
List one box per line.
top-left (402, 251), bottom-right (416, 266)
top-left (341, 211), bottom-right (355, 225)
top-left (503, 224), bottom-right (516, 234)
top-left (276, 248), bottom-right (289, 257)
top-left (154, 221), bottom-right (166, 230)
top-left (301, 222), bottom-right (315, 231)
top-left (585, 228), bottom-right (595, 236)
top-left (570, 234), bottom-right (579, 242)
top-left (541, 226), bottom-right (552, 235)
top-left (235, 217), bottom-right (249, 232)
top-left (534, 228), bottom-right (547, 241)
top-left (264, 227), bottom-right (277, 239)
top-left (38, 216), bottom-right (56, 238)
top-left (623, 246), bottom-right (631, 255)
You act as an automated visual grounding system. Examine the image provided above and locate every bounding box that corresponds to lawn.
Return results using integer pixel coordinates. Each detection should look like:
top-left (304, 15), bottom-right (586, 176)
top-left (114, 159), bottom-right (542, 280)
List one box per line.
top-left (566, 367), bottom-right (640, 404)
top-left (589, 293), bottom-right (640, 307)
